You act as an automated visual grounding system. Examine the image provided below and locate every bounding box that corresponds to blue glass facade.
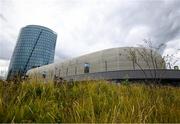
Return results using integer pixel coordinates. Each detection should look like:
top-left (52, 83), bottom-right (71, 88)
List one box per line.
top-left (7, 25), bottom-right (57, 80)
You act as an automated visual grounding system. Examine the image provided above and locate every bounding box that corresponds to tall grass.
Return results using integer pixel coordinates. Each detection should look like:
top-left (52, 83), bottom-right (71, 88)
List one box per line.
top-left (0, 79), bottom-right (179, 123)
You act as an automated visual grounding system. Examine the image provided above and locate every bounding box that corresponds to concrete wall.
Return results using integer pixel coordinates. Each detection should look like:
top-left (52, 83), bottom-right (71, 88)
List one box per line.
top-left (26, 47), bottom-right (165, 79)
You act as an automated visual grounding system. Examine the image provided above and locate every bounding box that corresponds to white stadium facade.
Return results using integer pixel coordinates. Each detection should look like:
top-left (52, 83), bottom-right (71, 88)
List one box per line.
top-left (26, 47), bottom-right (180, 82)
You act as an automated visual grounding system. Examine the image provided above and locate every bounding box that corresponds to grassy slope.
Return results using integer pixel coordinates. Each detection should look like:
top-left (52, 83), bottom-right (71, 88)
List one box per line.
top-left (0, 79), bottom-right (180, 123)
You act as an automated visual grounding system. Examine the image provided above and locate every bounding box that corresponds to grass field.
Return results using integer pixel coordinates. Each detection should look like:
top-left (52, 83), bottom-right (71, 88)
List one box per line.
top-left (0, 79), bottom-right (179, 123)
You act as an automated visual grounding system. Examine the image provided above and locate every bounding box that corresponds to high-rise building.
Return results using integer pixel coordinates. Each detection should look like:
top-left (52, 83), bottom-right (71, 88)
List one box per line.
top-left (7, 25), bottom-right (57, 80)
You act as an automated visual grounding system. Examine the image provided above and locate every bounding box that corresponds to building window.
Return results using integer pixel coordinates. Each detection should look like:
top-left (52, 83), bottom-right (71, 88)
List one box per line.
top-left (42, 71), bottom-right (46, 78)
top-left (84, 63), bottom-right (90, 73)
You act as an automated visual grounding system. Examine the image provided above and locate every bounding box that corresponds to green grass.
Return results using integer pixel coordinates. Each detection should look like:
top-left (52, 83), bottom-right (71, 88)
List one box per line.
top-left (0, 79), bottom-right (179, 123)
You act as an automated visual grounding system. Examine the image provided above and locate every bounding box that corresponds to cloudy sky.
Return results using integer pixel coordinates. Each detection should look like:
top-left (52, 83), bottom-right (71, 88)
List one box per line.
top-left (0, 0), bottom-right (180, 76)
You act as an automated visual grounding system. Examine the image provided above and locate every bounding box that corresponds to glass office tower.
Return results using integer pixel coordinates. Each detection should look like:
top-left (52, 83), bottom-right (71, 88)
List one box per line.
top-left (7, 25), bottom-right (57, 80)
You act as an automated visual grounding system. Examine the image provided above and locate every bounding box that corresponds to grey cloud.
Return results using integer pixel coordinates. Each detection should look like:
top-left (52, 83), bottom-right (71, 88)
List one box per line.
top-left (38, 0), bottom-right (177, 56)
top-left (117, 0), bottom-right (180, 48)
top-left (92, 0), bottom-right (179, 48)
top-left (60, 0), bottom-right (180, 54)
top-left (0, 0), bottom-right (17, 60)
top-left (0, 0), bottom-right (180, 63)
top-left (0, 35), bottom-right (14, 60)
top-left (55, 50), bottom-right (71, 60)
top-left (0, 24), bottom-right (17, 60)
top-left (150, 1), bottom-right (180, 44)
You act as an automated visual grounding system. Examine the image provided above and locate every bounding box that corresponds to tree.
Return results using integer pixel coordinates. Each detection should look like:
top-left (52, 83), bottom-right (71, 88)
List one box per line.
top-left (126, 39), bottom-right (169, 83)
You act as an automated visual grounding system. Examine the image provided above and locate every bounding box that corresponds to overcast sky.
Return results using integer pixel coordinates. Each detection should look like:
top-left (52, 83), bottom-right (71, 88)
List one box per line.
top-left (0, 0), bottom-right (180, 76)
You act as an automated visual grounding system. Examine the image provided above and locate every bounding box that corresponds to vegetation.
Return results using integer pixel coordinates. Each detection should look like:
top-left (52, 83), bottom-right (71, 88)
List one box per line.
top-left (0, 79), bottom-right (179, 123)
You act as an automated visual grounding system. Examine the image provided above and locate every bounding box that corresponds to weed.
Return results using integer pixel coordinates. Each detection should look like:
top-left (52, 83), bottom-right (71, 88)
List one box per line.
top-left (0, 79), bottom-right (179, 123)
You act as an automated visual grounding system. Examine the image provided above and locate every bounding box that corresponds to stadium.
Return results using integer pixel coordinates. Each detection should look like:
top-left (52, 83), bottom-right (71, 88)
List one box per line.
top-left (26, 47), bottom-right (180, 82)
